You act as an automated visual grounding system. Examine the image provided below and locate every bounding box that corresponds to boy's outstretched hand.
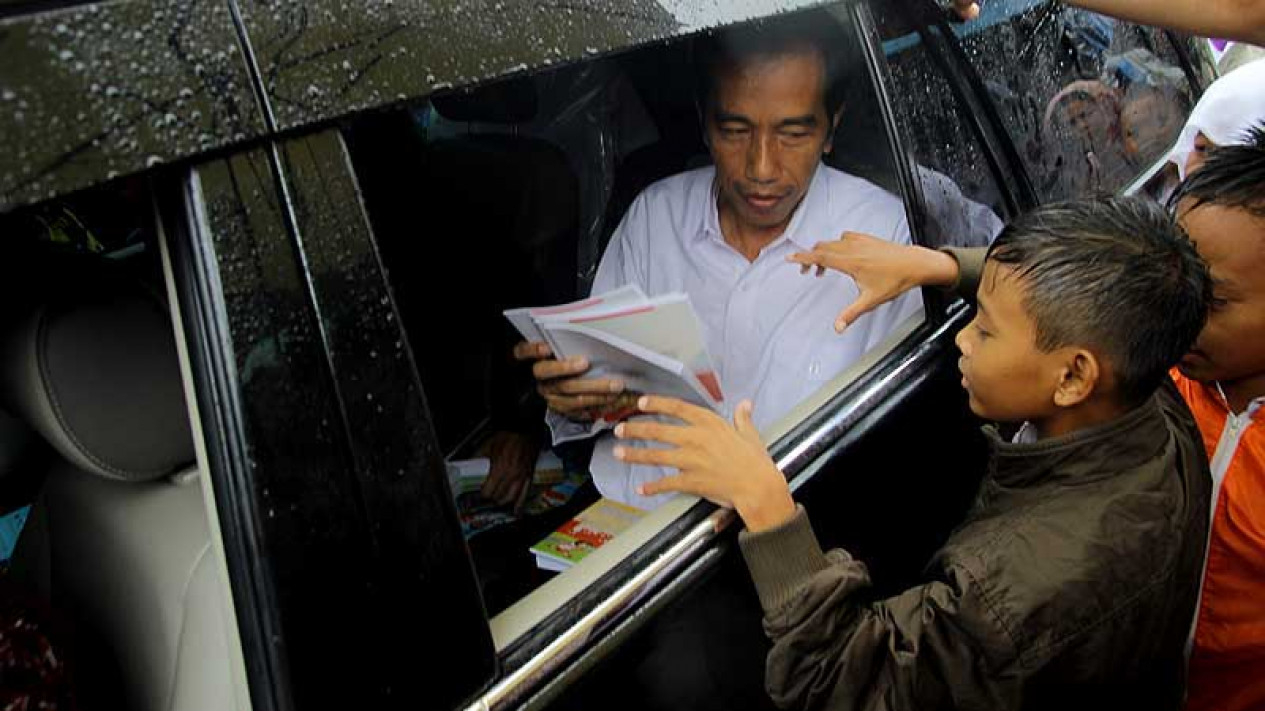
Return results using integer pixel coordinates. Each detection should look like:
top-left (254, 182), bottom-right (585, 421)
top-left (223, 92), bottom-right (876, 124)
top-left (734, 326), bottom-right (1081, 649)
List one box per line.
top-left (787, 232), bottom-right (960, 333)
top-left (613, 396), bottom-right (796, 533)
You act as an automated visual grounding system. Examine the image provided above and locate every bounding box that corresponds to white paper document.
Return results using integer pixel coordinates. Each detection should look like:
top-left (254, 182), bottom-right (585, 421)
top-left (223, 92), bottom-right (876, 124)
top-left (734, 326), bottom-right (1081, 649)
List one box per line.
top-left (504, 288), bottom-right (724, 424)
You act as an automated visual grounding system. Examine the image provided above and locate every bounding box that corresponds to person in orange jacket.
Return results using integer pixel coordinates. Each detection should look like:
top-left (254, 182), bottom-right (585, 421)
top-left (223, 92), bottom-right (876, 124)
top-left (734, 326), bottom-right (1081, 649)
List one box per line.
top-left (1165, 133), bottom-right (1265, 711)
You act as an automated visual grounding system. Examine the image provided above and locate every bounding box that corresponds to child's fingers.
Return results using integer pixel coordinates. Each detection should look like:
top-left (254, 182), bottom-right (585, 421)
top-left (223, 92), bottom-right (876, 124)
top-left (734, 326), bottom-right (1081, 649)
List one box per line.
top-left (835, 293), bottom-right (882, 333)
top-left (636, 395), bottom-right (713, 425)
top-left (733, 400), bottom-right (761, 444)
top-left (613, 444), bottom-right (684, 469)
top-left (787, 252), bottom-right (820, 269)
top-left (615, 420), bottom-right (689, 447)
top-left (788, 249), bottom-right (838, 265)
top-left (637, 473), bottom-right (693, 498)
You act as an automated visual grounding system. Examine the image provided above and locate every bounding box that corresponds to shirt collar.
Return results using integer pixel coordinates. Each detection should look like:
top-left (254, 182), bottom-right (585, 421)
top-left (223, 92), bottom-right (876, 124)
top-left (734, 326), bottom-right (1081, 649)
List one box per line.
top-left (1013, 421), bottom-right (1040, 444)
top-left (698, 163), bottom-right (826, 253)
top-left (1213, 381), bottom-right (1265, 420)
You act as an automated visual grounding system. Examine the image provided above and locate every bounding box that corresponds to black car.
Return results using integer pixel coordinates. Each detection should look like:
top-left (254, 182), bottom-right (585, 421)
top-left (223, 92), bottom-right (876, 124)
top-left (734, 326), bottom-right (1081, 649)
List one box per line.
top-left (0, 1), bottom-right (1214, 710)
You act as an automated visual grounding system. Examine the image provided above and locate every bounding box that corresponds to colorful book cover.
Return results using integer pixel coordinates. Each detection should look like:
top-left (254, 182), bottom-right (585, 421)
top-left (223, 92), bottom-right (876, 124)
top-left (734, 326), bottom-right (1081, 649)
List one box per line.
top-left (529, 498), bottom-right (645, 570)
top-left (447, 450), bottom-right (583, 539)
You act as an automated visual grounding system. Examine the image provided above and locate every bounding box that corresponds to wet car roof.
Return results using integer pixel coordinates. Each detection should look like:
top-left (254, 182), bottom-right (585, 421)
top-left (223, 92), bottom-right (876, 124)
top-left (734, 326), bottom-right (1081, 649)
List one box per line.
top-left (0, 0), bottom-right (832, 211)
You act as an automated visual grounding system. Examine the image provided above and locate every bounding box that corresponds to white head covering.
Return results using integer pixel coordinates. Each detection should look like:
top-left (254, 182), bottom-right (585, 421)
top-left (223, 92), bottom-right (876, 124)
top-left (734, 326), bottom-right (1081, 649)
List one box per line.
top-left (1168, 59), bottom-right (1265, 179)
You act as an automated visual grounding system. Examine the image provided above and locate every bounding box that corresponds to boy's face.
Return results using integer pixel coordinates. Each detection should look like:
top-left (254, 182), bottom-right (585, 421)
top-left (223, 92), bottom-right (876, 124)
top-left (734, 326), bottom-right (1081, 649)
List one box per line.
top-left (1177, 203), bottom-right (1265, 386)
top-left (954, 261), bottom-right (1071, 422)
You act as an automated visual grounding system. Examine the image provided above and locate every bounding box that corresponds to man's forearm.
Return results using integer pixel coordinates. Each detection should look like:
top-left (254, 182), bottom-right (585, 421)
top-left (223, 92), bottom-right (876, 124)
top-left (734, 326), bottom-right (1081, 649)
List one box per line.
top-left (1066, 0), bottom-right (1265, 45)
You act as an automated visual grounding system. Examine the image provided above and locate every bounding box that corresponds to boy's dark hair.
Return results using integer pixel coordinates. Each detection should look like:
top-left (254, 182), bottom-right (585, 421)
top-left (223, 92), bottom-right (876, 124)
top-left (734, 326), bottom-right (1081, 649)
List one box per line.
top-left (692, 11), bottom-right (848, 121)
top-left (987, 197), bottom-right (1212, 406)
top-left (1170, 123), bottom-right (1265, 219)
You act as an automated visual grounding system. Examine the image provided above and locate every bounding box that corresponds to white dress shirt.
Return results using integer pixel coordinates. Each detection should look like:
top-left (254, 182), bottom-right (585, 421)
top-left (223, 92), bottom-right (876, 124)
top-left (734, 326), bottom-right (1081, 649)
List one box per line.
top-left (550, 164), bottom-right (922, 508)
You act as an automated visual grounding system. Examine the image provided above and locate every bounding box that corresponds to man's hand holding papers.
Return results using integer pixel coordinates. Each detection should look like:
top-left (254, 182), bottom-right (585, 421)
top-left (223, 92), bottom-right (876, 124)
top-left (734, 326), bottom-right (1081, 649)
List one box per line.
top-left (507, 286), bottom-right (725, 436)
top-left (512, 341), bottom-right (628, 422)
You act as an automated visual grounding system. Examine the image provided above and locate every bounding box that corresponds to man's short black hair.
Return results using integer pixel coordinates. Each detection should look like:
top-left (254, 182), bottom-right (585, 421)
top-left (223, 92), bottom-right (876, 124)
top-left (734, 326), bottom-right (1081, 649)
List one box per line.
top-left (1170, 123), bottom-right (1265, 220)
top-left (692, 11), bottom-right (849, 120)
top-left (986, 197), bottom-right (1212, 406)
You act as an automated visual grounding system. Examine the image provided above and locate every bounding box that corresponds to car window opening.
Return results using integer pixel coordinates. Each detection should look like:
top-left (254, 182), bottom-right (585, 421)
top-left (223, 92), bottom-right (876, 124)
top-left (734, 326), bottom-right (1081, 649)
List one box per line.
top-left (342, 4), bottom-right (947, 637)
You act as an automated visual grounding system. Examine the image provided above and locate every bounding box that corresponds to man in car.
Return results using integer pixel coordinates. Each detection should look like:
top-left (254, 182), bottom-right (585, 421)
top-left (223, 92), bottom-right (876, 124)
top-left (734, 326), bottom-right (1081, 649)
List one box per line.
top-left (513, 17), bottom-right (921, 508)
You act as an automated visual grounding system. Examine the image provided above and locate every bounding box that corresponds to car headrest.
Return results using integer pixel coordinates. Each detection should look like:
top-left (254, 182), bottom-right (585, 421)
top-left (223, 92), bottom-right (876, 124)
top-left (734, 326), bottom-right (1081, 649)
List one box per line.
top-left (0, 284), bottom-right (195, 483)
top-left (432, 76), bottom-right (538, 124)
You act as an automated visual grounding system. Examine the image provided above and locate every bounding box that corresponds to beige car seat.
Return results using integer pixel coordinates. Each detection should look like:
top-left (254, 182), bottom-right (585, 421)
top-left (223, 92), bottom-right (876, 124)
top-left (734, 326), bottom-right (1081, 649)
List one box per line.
top-left (0, 279), bottom-right (243, 711)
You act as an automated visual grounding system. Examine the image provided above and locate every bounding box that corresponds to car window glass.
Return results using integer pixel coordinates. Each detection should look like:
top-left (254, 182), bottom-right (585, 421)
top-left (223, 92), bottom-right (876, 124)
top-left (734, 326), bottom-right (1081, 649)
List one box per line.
top-left (341, 3), bottom-right (924, 643)
top-left (954, 0), bottom-right (1195, 201)
top-left (869, 2), bottom-right (1010, 248)
top-left (1, 176), bottom-right (161, 275)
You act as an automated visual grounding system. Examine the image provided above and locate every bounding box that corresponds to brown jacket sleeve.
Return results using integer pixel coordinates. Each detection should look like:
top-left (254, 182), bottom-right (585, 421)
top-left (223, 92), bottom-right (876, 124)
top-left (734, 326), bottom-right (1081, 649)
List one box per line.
top-left (739, 506), bottom-right (1017, 711)
top-left (940, 246), bottom-right (986, 301)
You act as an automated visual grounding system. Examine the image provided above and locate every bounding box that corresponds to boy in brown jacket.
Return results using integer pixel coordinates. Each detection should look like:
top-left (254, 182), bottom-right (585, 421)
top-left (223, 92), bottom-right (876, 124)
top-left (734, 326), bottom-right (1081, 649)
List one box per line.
top-left (613, 197), bottom-right (1213, 710)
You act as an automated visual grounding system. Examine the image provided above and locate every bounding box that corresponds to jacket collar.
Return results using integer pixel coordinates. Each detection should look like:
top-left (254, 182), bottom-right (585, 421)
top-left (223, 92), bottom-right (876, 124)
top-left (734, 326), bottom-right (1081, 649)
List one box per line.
top-left (983, 394), bottom-right (1170, 487)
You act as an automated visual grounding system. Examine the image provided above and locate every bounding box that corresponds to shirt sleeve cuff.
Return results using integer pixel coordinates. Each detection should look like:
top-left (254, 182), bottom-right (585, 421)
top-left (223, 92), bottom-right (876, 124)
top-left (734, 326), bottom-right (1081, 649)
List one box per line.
top-left (738, 505), bottom-right (832, 612)
top-left (939, 246), bottom-right (986, 300)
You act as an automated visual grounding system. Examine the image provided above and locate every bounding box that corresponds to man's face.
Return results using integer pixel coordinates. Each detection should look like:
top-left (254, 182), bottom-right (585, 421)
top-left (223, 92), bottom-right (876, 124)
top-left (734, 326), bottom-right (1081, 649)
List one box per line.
top-left (954, 261), bottom-right (1068, 422)
top-left (706, 49), bottom-right (836, 235)
top-left (1177, 202), bottom-right (1265, 386)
